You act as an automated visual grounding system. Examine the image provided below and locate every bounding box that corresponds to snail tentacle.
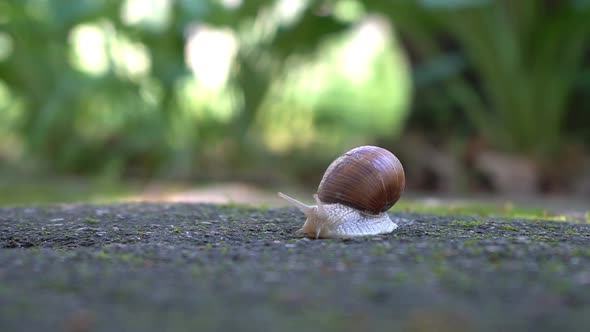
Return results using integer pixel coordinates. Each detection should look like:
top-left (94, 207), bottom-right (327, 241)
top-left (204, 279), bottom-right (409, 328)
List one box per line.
top-left (313, 194), bottom-right (327, 219)
top-left (315, 228), bottom-right (321, 239)
top-left (278, 192), bottom-right (312, 216)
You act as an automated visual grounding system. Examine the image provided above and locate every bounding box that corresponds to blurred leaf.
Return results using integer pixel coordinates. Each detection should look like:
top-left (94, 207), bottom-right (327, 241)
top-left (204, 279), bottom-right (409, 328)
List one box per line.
top-left (375, 0), bottom-right (590, 156)
top-left (270, 6), bottom-right (351, 56)
top-left (413, 52), bottom-right (466, 86)
top-left (205, 0), bottom-right (274, 28)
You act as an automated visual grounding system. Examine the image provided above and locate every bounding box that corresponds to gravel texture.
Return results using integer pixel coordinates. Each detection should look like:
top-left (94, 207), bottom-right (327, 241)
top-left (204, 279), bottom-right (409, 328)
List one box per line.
top-left (1, 203), bottom-right (590, 332)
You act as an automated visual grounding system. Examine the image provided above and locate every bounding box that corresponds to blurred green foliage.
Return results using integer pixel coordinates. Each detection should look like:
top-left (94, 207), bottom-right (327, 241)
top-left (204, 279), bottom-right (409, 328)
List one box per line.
top-left (0, 0), bottom-right (589, 183)
top-left (374, 0), bottom-right (590, 155)
top-left (0, 0), bottom-right (411, 179)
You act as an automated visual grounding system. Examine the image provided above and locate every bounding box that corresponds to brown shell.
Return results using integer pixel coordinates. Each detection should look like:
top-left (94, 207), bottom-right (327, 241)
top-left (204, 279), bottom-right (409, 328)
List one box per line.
top-left (317, 145), bottom-right (405, 214)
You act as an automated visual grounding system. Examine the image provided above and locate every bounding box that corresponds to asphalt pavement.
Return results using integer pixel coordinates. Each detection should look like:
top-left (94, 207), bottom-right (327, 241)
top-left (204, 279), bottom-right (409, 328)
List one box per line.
top-left (1, 203), bottom-right (589, 331)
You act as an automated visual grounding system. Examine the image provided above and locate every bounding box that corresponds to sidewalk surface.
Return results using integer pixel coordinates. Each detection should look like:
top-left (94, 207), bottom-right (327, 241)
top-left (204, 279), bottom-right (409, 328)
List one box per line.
top-left (1, 203), bottom-right (589, 331)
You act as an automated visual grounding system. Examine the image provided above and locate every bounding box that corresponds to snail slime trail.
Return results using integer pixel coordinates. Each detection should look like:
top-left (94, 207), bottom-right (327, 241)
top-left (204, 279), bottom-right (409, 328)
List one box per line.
top-left (279, 146), bottom-right (405, 239)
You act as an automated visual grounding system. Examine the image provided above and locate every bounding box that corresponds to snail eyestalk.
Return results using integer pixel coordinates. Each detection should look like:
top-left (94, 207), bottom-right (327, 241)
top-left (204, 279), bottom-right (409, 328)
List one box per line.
top-left (313, 194), bottom-right (327, 219)
top-left (278, 192), bottom-right (312, 217)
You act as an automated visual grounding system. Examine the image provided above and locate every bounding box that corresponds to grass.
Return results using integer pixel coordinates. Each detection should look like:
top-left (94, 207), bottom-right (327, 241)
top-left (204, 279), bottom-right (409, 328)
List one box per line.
top-left (0, 170), bottom-right (137, 206)
top-left (449, 220), bottom-right (485, 228)
top-left (1, 169), bottom-right (587, 224)
top-left (85, 217), bottom-right (100, 224)
top-left (394, 200), bottom-right (586, 223)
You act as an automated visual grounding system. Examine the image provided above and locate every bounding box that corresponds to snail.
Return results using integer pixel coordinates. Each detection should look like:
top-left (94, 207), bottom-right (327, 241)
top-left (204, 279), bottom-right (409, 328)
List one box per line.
top-left (278, 145), bottom-right (405, 239)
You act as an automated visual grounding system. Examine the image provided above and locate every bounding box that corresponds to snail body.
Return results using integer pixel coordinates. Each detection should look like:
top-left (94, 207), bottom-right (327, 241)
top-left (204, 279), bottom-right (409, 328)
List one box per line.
top-left (279, 145), bottom-right (405, 239)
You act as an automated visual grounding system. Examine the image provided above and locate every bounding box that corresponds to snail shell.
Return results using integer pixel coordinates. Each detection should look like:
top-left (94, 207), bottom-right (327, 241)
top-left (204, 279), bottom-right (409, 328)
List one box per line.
top-left (318, 145), bottom-right (405, 214)
top-left (279, 145), bottom-right (405, 239)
